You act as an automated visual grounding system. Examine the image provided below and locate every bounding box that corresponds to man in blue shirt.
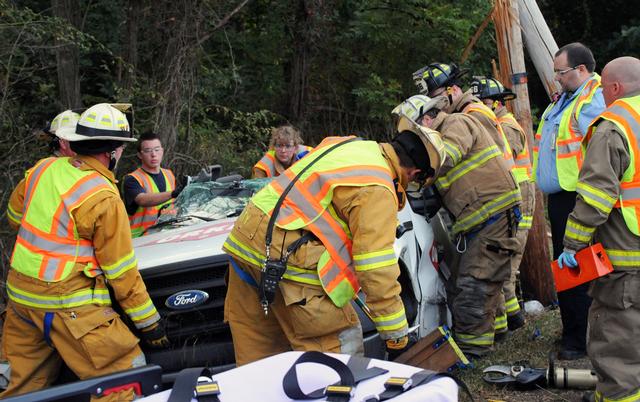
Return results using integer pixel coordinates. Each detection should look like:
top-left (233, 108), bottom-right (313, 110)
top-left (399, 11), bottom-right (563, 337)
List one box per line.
top-left (534, 42), bottom-right (605, 360)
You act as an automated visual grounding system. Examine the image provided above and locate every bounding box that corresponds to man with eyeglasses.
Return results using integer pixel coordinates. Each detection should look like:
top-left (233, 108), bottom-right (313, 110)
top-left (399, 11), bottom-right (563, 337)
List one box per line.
top-left (123, 131), bottom-right (182, 237)
top-left (533, 42), bottom-right (606, 361)
top-left (252, 125), bottom-right (312, 178)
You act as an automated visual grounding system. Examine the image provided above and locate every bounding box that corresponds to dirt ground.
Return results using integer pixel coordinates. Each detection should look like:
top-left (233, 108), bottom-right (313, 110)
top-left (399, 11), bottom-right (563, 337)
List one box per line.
top-left (456, 307), bottom-right (593, 402)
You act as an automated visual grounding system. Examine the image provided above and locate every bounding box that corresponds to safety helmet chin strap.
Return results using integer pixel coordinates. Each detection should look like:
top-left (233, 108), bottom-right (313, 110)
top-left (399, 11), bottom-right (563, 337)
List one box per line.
top-left (492, 100), bottom-right (500, 111)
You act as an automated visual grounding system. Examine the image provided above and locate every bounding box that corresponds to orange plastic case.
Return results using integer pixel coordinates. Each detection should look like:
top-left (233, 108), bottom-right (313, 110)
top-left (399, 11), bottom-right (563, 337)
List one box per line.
top-left (551, 243), bottom-right (614, 292)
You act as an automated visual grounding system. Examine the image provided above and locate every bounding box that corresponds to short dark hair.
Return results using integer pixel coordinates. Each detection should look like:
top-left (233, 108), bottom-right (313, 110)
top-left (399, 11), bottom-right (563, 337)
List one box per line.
top-left (556, 42), bottom-right (596, 73)
top-left (70, 139), bottom-right (123, 155)
top-left (391, 140), bottom-right (416, 169)
top-left (137, 131), bottom-right (162, 152)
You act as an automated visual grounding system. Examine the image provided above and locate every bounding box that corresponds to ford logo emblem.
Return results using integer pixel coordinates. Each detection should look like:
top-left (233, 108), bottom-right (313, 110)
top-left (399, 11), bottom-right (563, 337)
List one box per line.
top-left (165, 290), bottom-right (209, 310)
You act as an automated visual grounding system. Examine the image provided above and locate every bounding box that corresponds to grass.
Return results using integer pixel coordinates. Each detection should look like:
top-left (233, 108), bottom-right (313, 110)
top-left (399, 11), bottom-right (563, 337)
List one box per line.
top-left (455, 308), bottom-right (592, 402)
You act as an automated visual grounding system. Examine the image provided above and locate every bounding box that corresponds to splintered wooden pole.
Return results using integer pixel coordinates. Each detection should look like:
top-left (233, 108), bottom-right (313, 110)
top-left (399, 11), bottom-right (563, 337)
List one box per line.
top-left (517, 0), bottom-right (560, 98)
top-left (494, 0), bottom-right (556, 305)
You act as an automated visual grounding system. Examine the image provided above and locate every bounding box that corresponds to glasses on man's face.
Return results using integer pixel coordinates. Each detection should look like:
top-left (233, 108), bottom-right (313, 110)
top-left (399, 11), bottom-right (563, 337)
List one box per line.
top-left (141, 146), bottom-right (163, 154)
top-left (554, 65), bottom-right (579, 77)
top-left (275, 143), bottom-right (295, 150)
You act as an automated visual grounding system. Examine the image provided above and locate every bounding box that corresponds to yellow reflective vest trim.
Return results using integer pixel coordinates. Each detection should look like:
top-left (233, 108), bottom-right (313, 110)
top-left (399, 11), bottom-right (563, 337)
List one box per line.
top-left (435, 145), bottom-right (502, 191)
top-left (533, 75), bottom-right (601, 191)
top-left (11, 157), bottom-right (113, 282)
top-left (353, 248), bottom-right (397, 271)
top-left (124, 298), bottom-right (161, 329)
top-left (7, 203), bottom-right (22, 226)
top-left (604, 249), bottom-right (640, 268)
top-left (371, 307), bottom-right (408, 332)
top-left (452, 189), bottom-right (521, 234)
top-left (101, 249), bottom-right (137, 279)
top-left (243, 137), bottom-right (396, 307)
top-left (587, 95), bottom-right (640, 235)
top-left (253, 146), bottom-right (312, 177)
top-left (498, 112), bottom-right (533, 184)
top-left (576, 181), bottom-right (616, 214)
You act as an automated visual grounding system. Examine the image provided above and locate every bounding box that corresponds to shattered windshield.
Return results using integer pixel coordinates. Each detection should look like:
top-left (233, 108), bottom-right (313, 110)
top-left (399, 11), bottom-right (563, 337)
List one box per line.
top-left (150, 178), bottom-right (272, 232)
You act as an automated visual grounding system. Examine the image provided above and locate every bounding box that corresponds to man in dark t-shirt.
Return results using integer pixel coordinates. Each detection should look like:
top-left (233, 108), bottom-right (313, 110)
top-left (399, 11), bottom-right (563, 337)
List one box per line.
top-left (123, 132), bottom-right (183, 237)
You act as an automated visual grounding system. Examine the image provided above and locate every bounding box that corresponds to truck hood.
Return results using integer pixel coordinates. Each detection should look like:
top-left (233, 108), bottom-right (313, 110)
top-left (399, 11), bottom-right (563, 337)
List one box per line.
top-left (133, 218), bottom-right (236, 270)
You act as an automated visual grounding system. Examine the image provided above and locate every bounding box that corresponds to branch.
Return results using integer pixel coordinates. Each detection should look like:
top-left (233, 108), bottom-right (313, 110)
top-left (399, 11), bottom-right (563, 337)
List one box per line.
top-left (460, 3), bottom-right (496, 64)
top-left (194, 0), bottom-right (251, 48)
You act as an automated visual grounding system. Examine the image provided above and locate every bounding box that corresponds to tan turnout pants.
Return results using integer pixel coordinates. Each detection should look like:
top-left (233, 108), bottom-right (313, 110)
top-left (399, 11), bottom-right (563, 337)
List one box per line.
top-left (1, 302), bottom-right (145, 401)
top-left (224, 258), bottom-right (363, 366)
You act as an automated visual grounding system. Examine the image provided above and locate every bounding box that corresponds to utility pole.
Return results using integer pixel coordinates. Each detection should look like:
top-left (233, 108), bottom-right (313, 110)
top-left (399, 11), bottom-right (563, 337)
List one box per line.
top-left (493, 0), bottom-right (557, 305)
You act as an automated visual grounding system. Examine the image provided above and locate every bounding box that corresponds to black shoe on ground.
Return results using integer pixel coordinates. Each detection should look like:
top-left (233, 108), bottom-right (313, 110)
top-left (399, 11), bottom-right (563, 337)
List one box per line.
top-left (507, 312), bottom-right (525, 331)
top-left (557, 348), bottom-right (586, 360)
top-left (494, 331), bottom-right (509, 343)
top-left (582, 391), bottom-right (595, 402)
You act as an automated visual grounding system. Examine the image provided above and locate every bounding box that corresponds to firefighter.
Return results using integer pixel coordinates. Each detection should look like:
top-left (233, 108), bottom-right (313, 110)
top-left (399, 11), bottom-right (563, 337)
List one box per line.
top-left (412, 62), bottom-right (517, 187)
top-left (395, 94), bottom-right (521, 358)
top-left (2, 103), bottom-right (169, 401)
top-left (559, 56), bottom-right (640, 402)
top-left (7, 110), bottom-right (80, 228)
top-left (252, 124), bottom-right (312, 178)
top-left (536, 42), bottom-right (605, 360)
top-left (223, 111), bottom-right (446, 365)
top-left (471, 77), bottom-right (535, 335)
top-left (123, 131), bottom-right (182, 238)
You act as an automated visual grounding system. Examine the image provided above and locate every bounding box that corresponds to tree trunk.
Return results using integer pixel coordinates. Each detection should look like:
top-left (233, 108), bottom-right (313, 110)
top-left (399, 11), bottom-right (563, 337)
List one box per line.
top-left (494, 0), bottom-right (557, 305)
top-left (118, 0), bottom-right (142, 100)
top-left (286, 0), bottom-right (313, 122)
top-left (52, 0), bottom-right (82, 109)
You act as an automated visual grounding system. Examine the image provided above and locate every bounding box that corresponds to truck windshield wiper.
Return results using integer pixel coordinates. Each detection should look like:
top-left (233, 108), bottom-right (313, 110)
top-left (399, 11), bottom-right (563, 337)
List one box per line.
top-left (146, 214), bottom-right (215, 231)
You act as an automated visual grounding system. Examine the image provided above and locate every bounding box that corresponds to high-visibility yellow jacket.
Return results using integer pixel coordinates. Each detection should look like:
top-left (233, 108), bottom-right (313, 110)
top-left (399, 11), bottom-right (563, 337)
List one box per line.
top-left (7, 155), bottom-right (160, 329)
top-left (252, 145), bottom-right (313, 178)
top-left (432, 111), bottom-right (521, 234)
top-left (564, 95), bottom-right (640, 269)
top-left (125, 167), bottom-right (176, 238)
top-left (223, 138), bottom-right (408, 340)
top-left (533, 75), bottom-right (601, 191)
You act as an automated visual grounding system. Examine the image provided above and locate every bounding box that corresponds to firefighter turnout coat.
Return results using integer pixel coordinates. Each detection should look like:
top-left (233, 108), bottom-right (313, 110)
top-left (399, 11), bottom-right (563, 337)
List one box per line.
top-left (223, 137), bottom-right (409, 365)
top-left (3, 155), bottom-right (160, 400)
top-left (563, 94), bottom-right (640, 402)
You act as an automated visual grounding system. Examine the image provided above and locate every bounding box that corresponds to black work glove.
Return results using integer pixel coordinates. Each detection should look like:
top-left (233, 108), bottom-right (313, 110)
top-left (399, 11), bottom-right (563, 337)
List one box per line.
top-left (140, 321), bottom-right (170, 349)
top-left (385, 335), bottom-right (416, 361)
top-left (171, 182), bottom-right (185, 199)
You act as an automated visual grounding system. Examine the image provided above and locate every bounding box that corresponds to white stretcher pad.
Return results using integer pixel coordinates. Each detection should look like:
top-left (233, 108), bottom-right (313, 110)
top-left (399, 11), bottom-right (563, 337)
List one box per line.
top-left (139, 351), bottom-right (458, 401)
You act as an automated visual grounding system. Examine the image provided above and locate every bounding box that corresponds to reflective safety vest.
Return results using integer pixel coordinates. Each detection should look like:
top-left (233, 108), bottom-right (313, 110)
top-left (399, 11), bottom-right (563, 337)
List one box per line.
top-left (497, 112), bottom-right (533, 184)
top-left (250, 137), bottom-right (397, 307)
top-left (253, 145), bottom-right (313, 177)
top-left (586, 95), bottom-right (640, 235)
top-left (10, 157), bottom-right (116, 282)
top-left (533, 75), bottom-right (601, 191)
top-left (464, 102), bottom-right (516, 172)
top-left (127, 167), bottom-right (176, 237)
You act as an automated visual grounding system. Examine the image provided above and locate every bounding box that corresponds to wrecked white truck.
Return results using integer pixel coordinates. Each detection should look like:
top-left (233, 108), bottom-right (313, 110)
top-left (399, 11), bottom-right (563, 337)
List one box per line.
top-left (130, 172), bottom-right (455, 382)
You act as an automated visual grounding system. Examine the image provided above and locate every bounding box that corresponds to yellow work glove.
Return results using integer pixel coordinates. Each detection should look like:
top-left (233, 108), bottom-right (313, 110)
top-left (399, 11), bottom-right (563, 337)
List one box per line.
top-left (140, 321), bottom-right (170, 349)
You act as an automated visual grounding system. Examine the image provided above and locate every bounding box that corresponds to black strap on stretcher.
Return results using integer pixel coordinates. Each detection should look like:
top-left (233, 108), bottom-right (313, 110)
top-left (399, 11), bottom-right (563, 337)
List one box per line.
top-left (168, 367), bottom-right (221, 402)
top-left (362, 369), bottom-right (474, 401)
top-left (260, 137), bottom-right (361, 312)
top-left (282, 351), bottom-right (388, 402)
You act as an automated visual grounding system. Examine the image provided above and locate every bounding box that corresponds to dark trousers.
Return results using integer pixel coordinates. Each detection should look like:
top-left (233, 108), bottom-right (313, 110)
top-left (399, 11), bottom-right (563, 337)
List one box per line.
top-left (548, 190), bottom-right (592, 352)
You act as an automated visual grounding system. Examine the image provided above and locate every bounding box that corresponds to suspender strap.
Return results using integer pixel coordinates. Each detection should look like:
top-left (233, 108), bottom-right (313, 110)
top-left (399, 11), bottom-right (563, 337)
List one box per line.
top-left (229, 257), bottom-right (258, 288)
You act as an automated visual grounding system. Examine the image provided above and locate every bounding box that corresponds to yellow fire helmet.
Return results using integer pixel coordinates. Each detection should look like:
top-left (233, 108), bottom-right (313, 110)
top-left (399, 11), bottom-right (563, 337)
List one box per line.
top-left (66, 103), bottom-right (136, 142)
top-left (392, 95), bottom-right (447, 185)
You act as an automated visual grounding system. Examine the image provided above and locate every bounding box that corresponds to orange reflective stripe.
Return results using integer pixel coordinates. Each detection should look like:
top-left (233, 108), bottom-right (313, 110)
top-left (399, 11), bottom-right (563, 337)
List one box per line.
top-left (255, 152), bottom-right (277, 177)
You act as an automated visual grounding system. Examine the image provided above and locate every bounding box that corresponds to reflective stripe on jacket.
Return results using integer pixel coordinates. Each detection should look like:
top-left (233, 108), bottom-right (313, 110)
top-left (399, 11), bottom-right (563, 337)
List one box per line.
top-left (533, 75), bottom-right (601, 191)
top-left (464, 102), bottom-right (516, 172)
top-left (126, 167), bottom-right (176, 237)
top-left (236, 136), bottom-right (396, 307)
top-left (10, 157), bottom-right (113, 282)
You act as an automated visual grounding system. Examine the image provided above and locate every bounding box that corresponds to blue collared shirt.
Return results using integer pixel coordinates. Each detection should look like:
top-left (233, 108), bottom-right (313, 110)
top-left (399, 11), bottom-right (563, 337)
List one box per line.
top-left (536, 77), bottom-right (606, 194)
